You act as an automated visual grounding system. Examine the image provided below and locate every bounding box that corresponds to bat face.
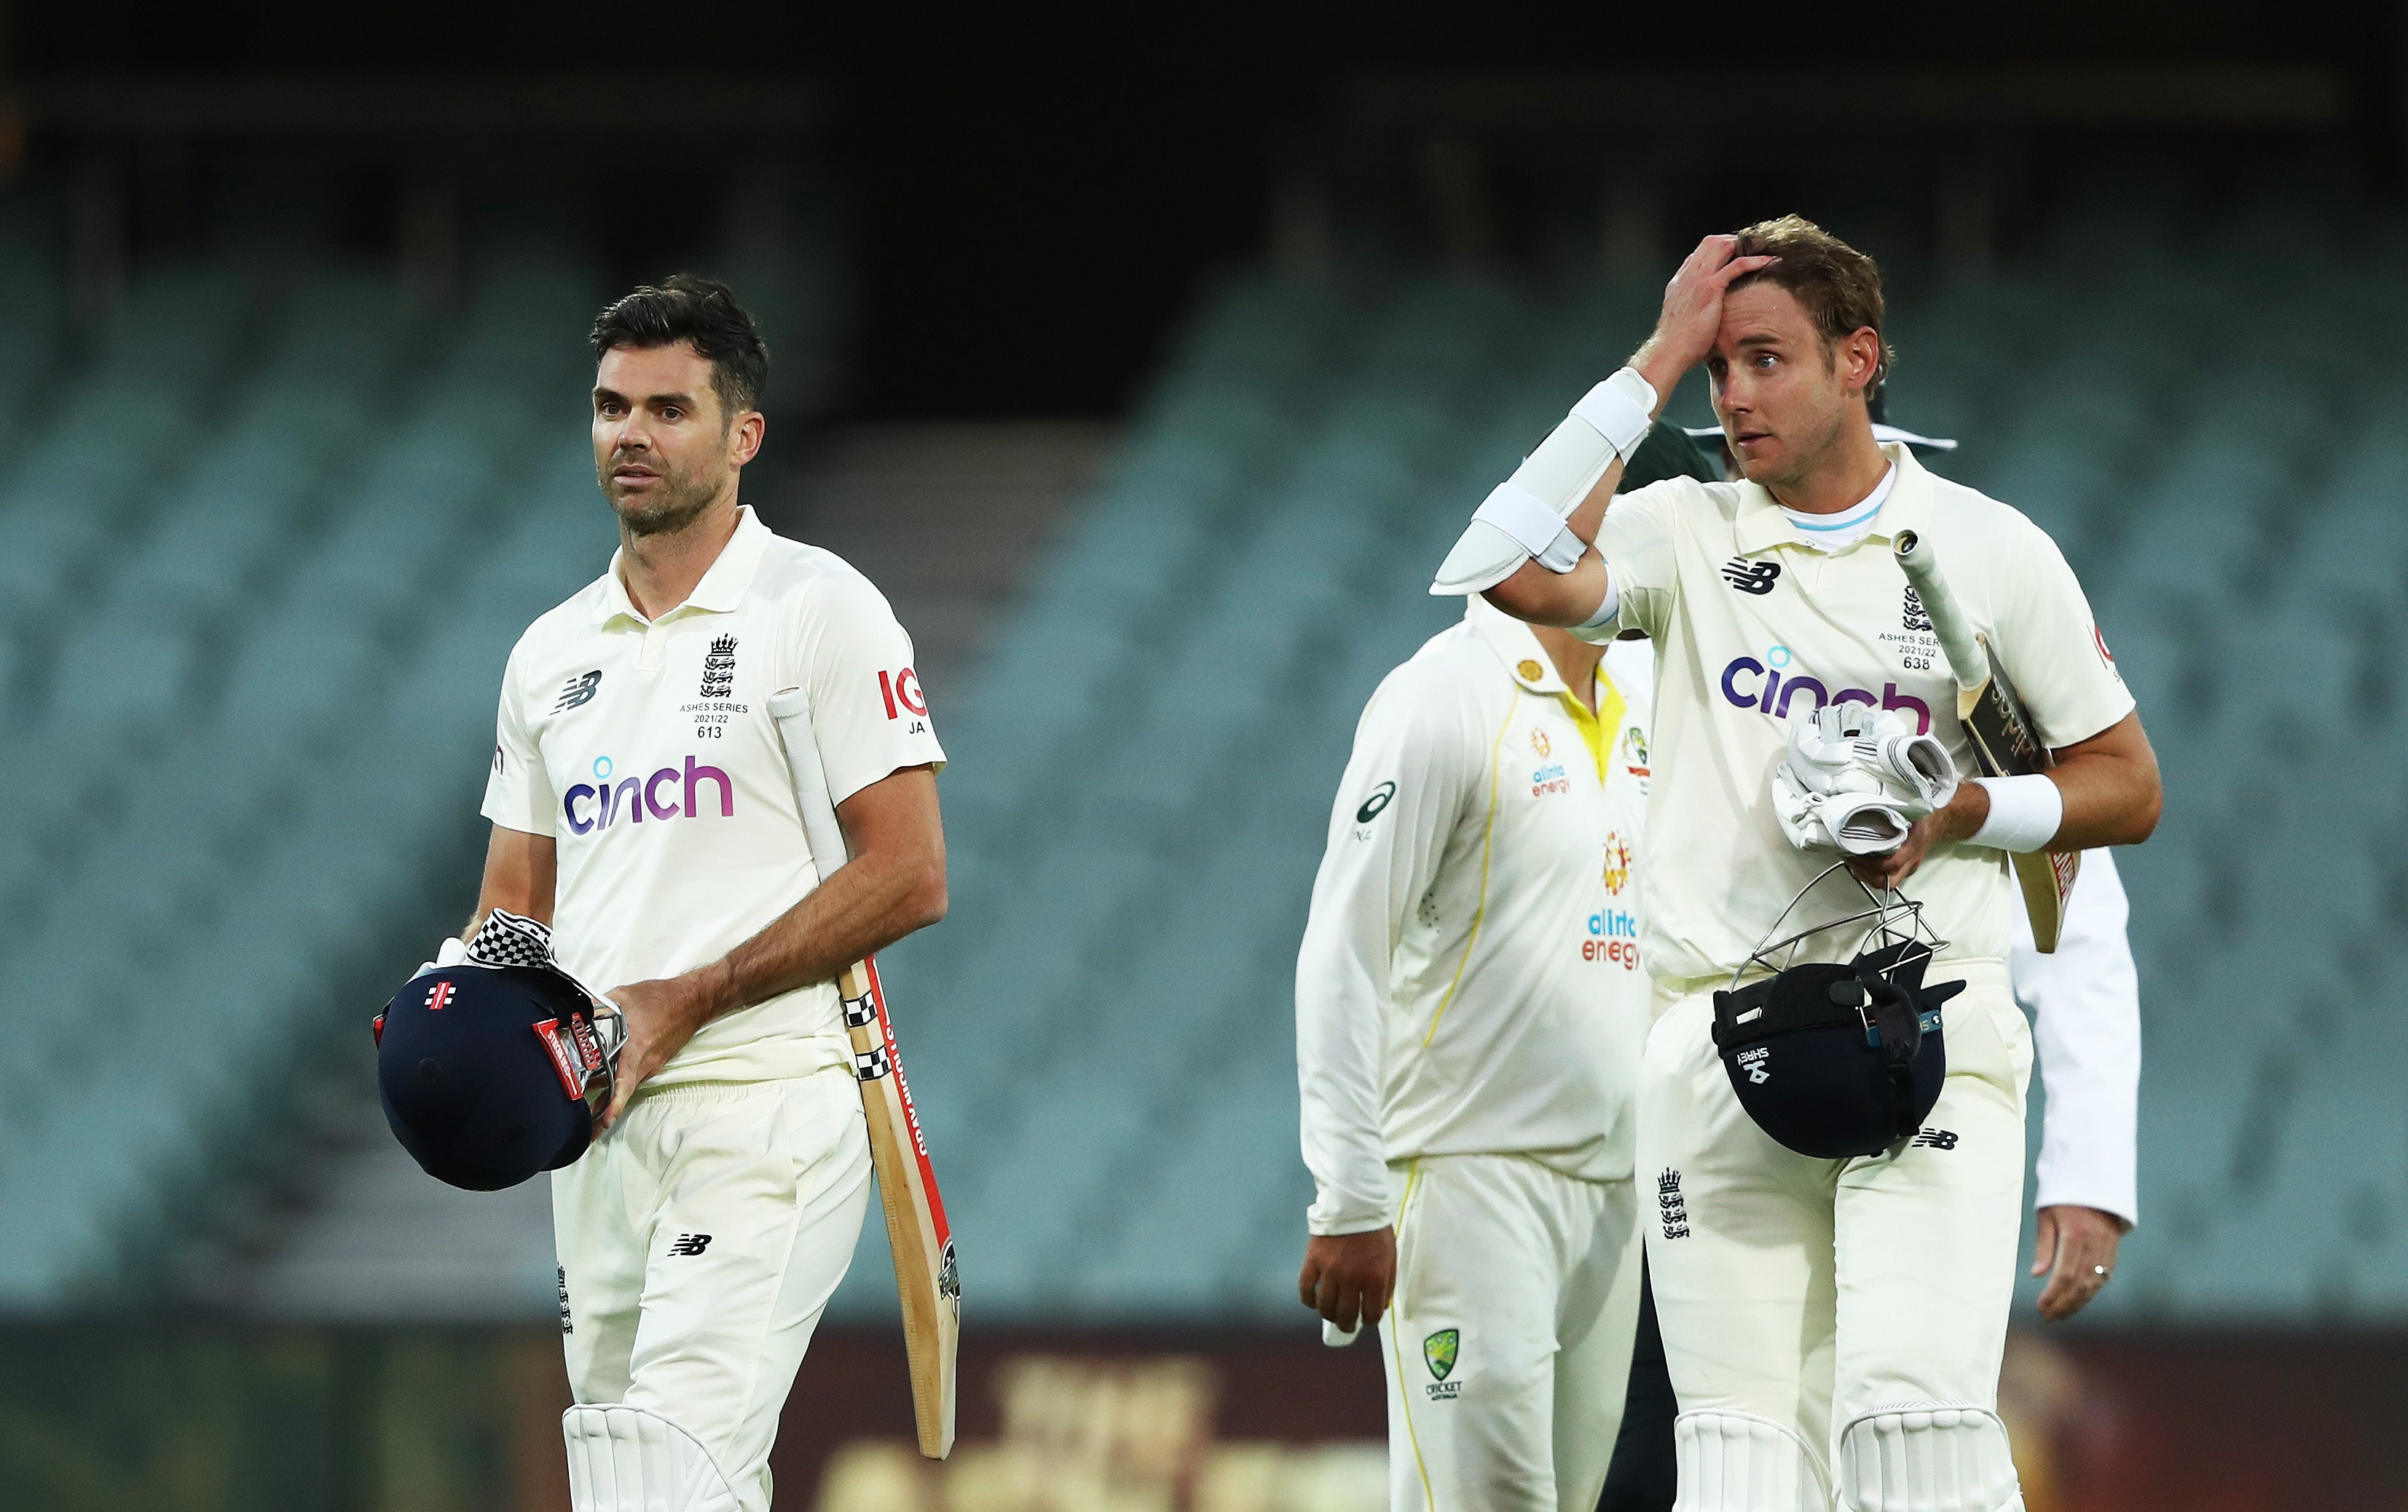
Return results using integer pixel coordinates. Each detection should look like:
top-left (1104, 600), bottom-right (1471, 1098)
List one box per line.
top-left (1961, 641), bottom-right (2055, 780)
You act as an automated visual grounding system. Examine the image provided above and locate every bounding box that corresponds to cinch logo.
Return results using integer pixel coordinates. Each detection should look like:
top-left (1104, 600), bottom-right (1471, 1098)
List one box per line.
top-left (562, 755), bottom-right (735, 835)
top-left (1584, 907), bottom-right (1639, 968)
top-left (1720, 645), bottom-right (1932, 733)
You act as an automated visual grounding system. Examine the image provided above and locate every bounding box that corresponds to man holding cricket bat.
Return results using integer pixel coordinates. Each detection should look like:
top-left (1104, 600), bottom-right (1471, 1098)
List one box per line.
top-left (1439, 218), bottom-right (2160, 1510)
top-left (468, 277), bottom-right (948, 1511)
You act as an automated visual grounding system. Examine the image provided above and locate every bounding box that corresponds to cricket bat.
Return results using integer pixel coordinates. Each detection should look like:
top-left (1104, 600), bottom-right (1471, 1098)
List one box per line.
top-left (1892, 529), bottom-right (2078, 953)
top-left (768, 688), bottom-right (959, 1459)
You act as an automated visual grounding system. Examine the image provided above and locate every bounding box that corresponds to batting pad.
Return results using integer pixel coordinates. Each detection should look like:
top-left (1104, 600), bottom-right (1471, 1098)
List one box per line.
top-left (1672, 1410), bottom-right (1830, 1511)
top-left (1837, 1402), bottom-right (2024, 1512)
top-left (564, 1404), bottom-right (740, 1512)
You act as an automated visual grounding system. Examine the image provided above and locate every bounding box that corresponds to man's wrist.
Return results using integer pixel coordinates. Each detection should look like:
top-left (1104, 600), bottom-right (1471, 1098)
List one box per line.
top-left (683, 960), bottom-right (743, 1025)
top-left (1628, 342), bottom-right (1687, 413)
top-left (1938, 781), bottom-right (1991, 843)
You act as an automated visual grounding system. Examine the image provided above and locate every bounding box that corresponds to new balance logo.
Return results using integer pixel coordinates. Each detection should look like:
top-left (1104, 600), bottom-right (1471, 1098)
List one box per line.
top-left (1911, 1127), bottom-right (1959, 1151)
top-left (1657, 1168), bottom-right (1691, 1240)
top-left (668, 1233), bottom-right (714, 1257)
top-left (1722, 558), bottom-right (1780, 594)
top-left (554, 669), bottom-right (603, 712)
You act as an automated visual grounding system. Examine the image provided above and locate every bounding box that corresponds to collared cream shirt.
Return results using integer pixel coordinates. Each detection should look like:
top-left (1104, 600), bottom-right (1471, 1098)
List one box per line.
top-left (1587, 441), bottom-right (2133, 987)
top-left (482, 506), bottom-right (946, 1086)
top-left (1297, 598), bottom-right (1654, 1235)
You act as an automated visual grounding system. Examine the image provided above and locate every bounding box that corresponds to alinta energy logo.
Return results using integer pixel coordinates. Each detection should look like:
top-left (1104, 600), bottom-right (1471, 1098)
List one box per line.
top-left (1720, 645), bottom-right (1932, 733)
top-left (562, 755), bottom-right (736, 835)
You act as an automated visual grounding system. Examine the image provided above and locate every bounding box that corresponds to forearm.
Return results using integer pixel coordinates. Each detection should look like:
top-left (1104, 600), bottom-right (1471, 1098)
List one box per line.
top-left (691, 845), bottom-right (947, 1022)
top-left (2044, 751), bottom-right (2161, 848)
top-left (466, 826), bottom-right (555, 936)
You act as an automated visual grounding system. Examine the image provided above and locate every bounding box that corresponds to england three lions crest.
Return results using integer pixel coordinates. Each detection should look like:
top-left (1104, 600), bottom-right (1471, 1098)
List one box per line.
top-left (700, 634), bottom-right (737, 699)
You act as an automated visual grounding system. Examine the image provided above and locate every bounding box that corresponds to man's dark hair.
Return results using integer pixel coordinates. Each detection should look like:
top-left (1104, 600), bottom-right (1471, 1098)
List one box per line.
top-left (589, 274), bottom-right (770, 422)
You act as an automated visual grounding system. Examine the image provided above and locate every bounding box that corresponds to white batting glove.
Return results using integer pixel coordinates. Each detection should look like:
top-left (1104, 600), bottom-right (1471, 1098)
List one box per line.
top-left (411, 935), bottom-right (471, 980)
top-left (1772, 706), bottom-right (1962, 856)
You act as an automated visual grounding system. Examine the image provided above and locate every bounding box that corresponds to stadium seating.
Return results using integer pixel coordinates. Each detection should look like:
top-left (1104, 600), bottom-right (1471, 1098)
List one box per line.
top-left (0, 162), bottom-right (2391, 1328)
top-left (0, 198), bottom-right (839, 1309)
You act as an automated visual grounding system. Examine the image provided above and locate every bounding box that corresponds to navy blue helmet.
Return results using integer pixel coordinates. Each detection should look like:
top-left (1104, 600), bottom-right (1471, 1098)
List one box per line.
top-left (374, 913), bottom-right (622, 1191)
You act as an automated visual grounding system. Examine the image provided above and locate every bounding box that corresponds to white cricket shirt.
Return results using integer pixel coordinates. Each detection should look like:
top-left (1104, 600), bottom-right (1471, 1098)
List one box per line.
top-left (1586, 441), bottom-right (2134, 985)
top-left (1612, 641), bottom-right (2143, 1227)
top-left (482, 505), bottom-right (946, 1087)
top-left (1297, 597), bottom-right (1654, 1235)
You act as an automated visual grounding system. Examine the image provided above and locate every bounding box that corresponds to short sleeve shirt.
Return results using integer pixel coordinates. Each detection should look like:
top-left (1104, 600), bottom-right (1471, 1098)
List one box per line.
top-left (483, 505), bottom-right (946, 1084)
top-left (1592, 443), bottom-right (2133, 984)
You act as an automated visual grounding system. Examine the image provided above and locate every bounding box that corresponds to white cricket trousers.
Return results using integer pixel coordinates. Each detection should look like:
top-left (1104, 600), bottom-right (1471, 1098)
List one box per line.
top-left (1637, 964), bottom-right (2031, 1506)
top-left (1379, 1153), bottom-right (1645, 1512)
top-left (554, 1067), bottom-right (873, 1512)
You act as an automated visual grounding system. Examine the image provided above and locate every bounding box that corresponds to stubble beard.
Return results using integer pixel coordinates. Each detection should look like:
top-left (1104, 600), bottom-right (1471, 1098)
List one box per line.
top-left (1747, 402), bottom-right (1847, 498)
top-left (606, 458), bottom-right (721, 538)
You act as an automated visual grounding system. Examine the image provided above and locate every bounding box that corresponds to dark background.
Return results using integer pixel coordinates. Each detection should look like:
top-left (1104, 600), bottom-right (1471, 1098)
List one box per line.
top-left (10, 0), bottom-right (2401, 415)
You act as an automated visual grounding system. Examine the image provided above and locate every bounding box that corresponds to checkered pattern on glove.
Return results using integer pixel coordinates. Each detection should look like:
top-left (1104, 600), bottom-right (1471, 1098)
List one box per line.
top-left (466, 909), bottom-right (559, 970)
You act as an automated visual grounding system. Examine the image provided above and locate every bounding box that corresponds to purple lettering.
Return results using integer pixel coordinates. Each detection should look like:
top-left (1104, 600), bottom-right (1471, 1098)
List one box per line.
top-left (1721, 656), bottom-right (1766, 708)
top-left (686, 756), bottom-right (733, 817)
top-left (607, 776), bottom-right (640, 827)
top-left (1760, 669), bottom-right (1782, 712)
top-left (1833, 688), bottom-right (1877, 709)
top-left (564, 785), bottom-right (597, 835)
top-left (645, 767), bottom-right (682, 821)
top-left (1882, 683), bottom-right (1932, 735)
top-left (1774, 676), bottom-right (1828, 718)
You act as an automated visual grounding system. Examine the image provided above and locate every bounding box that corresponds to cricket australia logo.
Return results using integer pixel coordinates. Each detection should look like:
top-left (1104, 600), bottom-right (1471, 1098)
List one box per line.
top-left (553, 669), bottom-right (603, 713)
top-left (1658, 1168), bottom-right (1691, 1240)
top-left (1423, 1329), bottom-right (1461, 1399)
top-left (1721, 557), bottom-right (1781, 595)
top-left (700, 634), bottom-right (737, 699)
top-left (1903, 586), bottom-right (1933, 633)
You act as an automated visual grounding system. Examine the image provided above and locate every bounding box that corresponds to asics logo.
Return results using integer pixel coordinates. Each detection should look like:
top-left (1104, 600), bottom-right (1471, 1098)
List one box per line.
top-left (1722, 558), bottom-right (1781, 594)
top-left (1720, 647), bottom-right (1932, 733)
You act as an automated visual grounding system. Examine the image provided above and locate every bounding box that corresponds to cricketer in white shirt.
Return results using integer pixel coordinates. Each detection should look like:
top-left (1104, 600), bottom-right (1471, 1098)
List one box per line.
top-left (1297, 598), bottom-right (1657, 1512)
top-left (1449, 228), bottom-right (2160, 1511)
top-left (482, 502), bottom-right (945, 1511)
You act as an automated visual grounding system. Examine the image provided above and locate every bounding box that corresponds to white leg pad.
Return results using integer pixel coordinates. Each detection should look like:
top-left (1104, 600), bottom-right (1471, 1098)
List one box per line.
top-left (563, 1404), bottom-right (741, 1512)
top-left (1672, 1410), bottom-right (1830, 1512)
top-left (1836, 1402), bottom-right (2025, 1512)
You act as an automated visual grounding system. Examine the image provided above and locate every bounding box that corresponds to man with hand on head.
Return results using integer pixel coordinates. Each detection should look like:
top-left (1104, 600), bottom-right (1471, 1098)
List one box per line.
top-left (465, 275), bottom-right (948, 1512)
top-left (1440, 217), bottom-right (2160, 1512)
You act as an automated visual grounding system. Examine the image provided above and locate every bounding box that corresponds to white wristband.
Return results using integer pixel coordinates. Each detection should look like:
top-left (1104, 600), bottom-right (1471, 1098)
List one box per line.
top-left (1969, 774), bottom-right (2063, 853)
top-left (1568, 367), bottom-right (1659, 462)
